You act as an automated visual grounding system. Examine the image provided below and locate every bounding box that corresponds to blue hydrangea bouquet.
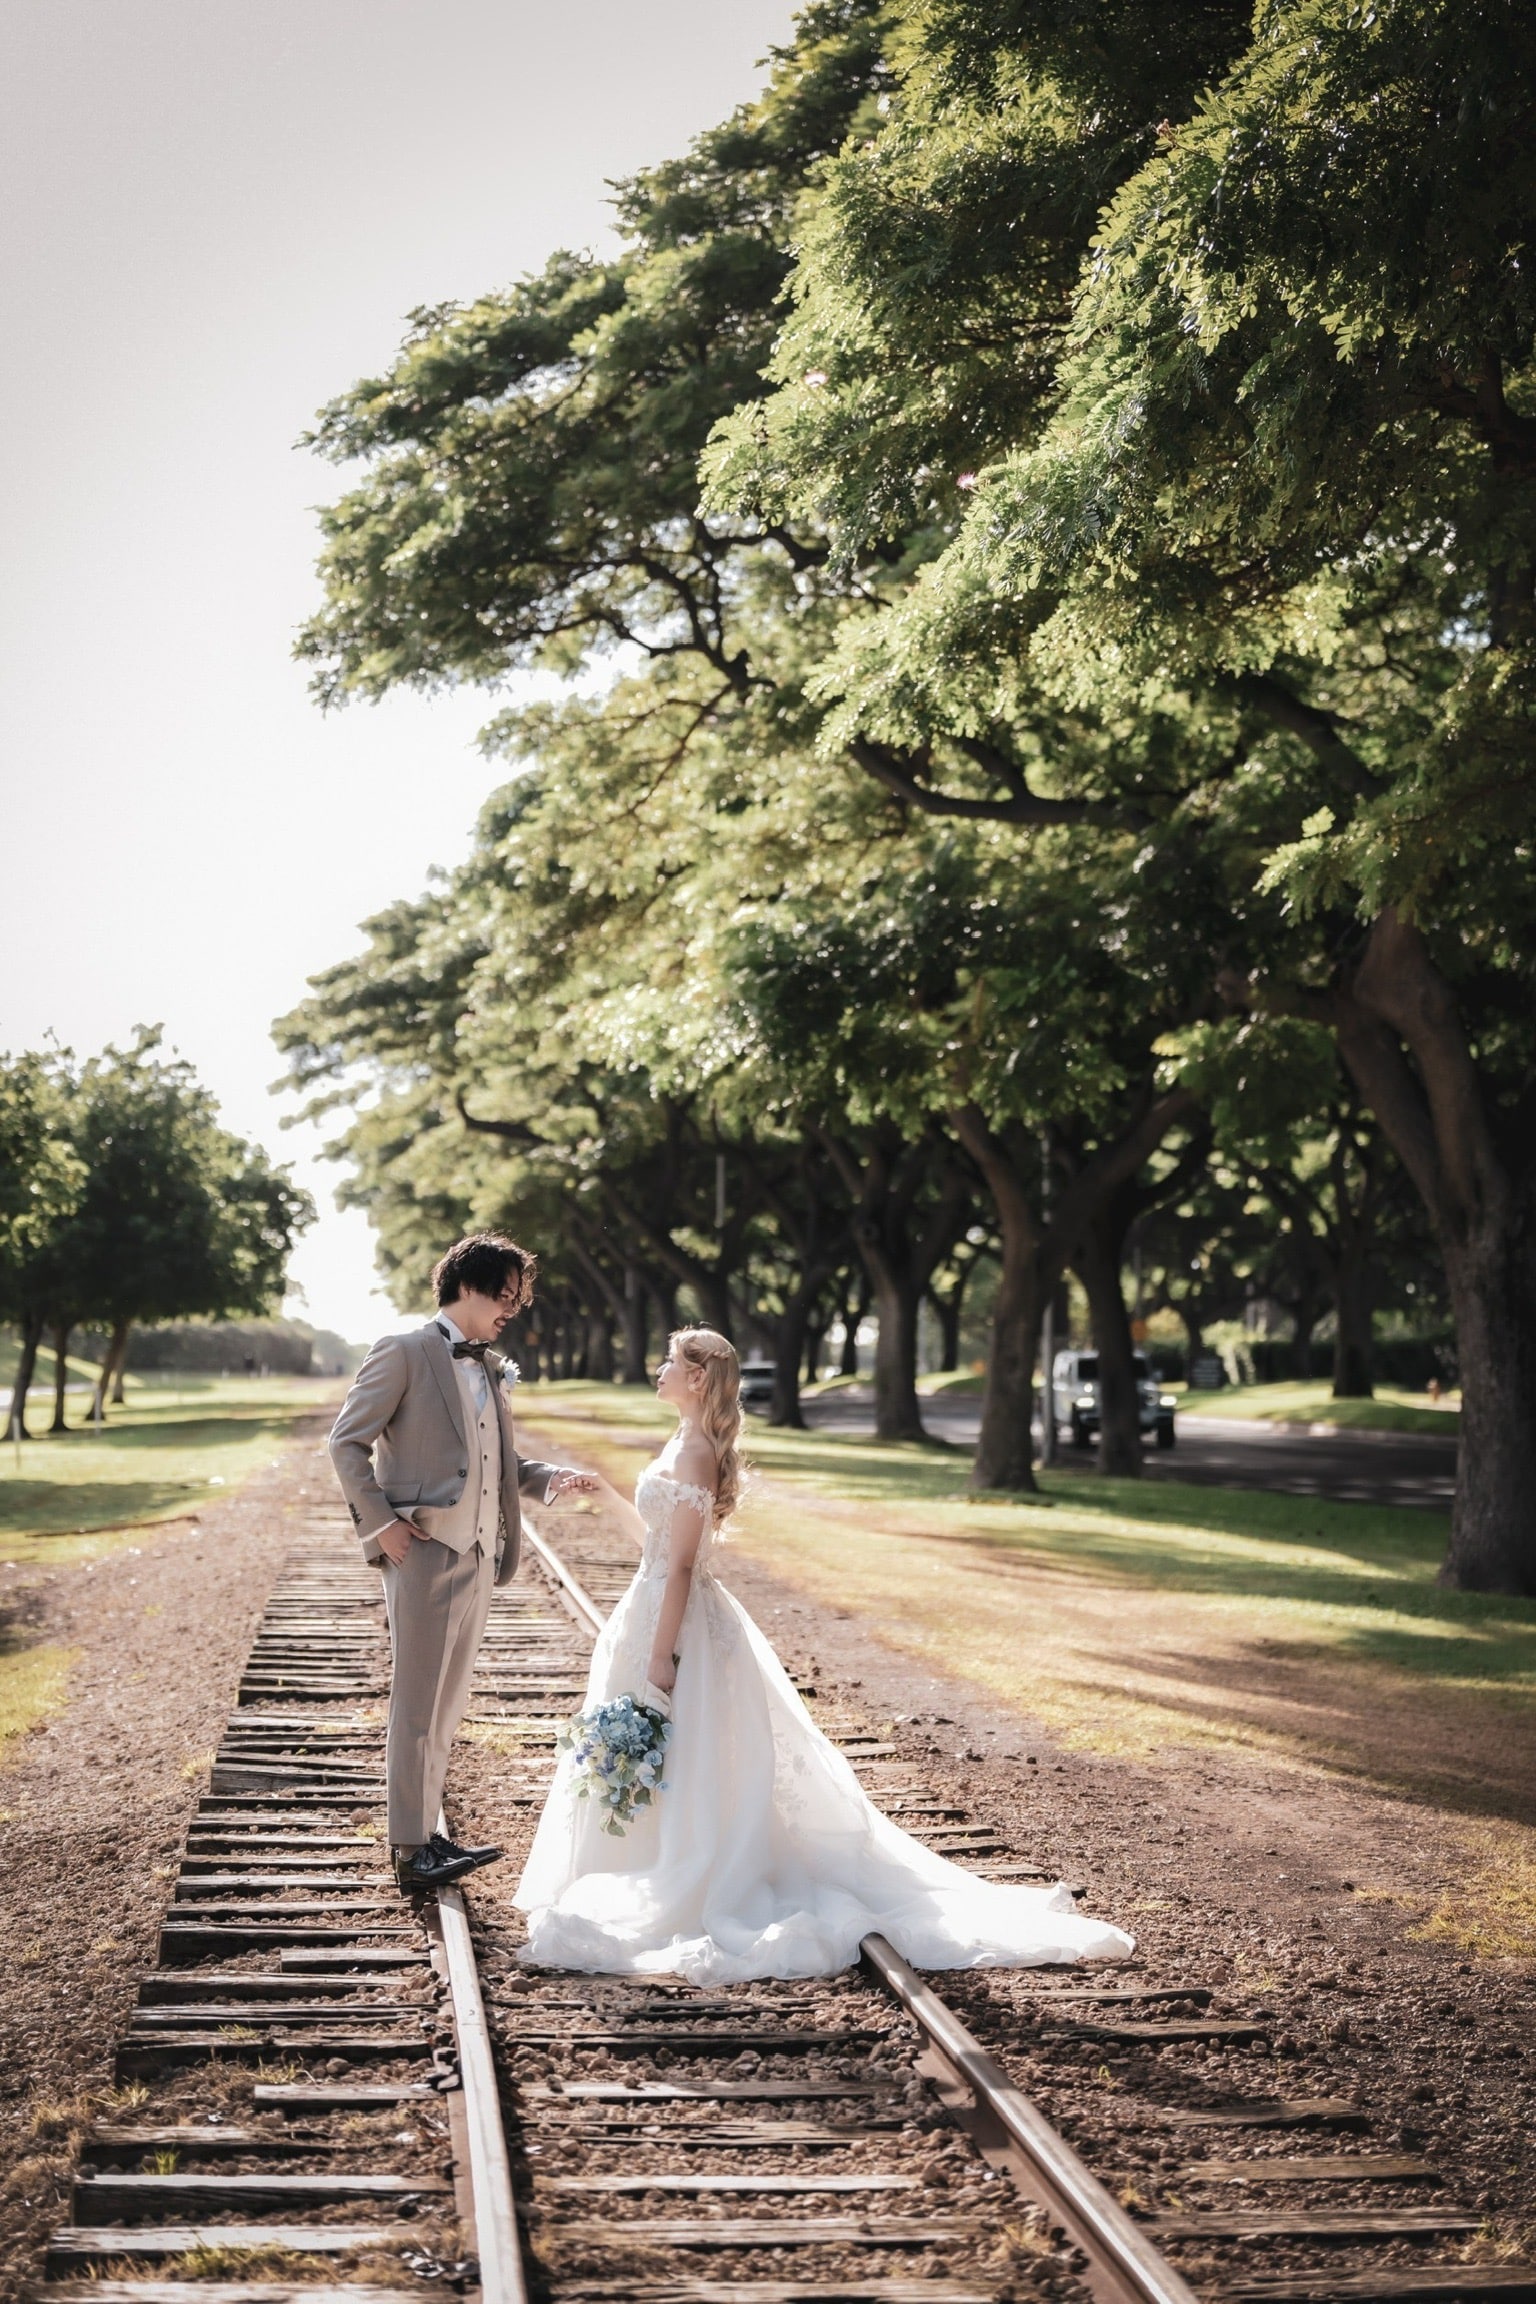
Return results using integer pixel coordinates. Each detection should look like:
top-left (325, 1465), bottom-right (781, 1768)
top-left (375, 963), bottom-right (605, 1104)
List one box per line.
top-left (557, 1692), bottom-right (673, 1835)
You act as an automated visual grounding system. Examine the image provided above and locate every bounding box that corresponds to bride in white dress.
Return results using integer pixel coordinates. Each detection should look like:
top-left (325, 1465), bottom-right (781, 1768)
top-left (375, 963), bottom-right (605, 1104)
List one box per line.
top-left (515, 1327), bottom-right (1133, 1983)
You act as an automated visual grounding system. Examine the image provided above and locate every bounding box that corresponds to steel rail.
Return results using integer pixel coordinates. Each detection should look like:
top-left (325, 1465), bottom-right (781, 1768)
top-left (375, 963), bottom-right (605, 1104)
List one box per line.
top-left (863, 1931), bottom-right (1200, 2304)
top-left (522, 1518), bottom-right (607, 1638)
top-left (432, 1836), bottom-right (529, 2304)
top-left (524, 1507), bottom-right (1202, 2304)
top-left (29, 1540), bottom-right (532, 2304)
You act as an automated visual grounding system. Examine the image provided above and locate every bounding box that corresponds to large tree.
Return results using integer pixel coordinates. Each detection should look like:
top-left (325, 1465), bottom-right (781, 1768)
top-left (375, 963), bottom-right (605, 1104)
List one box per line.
top-left (9, 1032), bottom-right (313, 1430)
top-left (722, 831), bottom-right (1210, 1481)
top-left (704, 0), bottom-right (1536, 1588)
top-left (0, 1049), bottom-right (84, 1438)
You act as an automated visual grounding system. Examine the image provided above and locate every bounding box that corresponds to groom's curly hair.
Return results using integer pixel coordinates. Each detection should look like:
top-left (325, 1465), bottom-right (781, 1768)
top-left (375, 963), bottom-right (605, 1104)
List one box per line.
top-left (432, 1232), bottom-right (538, 1312)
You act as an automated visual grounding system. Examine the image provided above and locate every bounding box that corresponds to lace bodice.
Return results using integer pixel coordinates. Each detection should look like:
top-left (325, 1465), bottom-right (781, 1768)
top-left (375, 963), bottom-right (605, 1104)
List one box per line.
top-left (634, 1448), bottom-right (719, 1579)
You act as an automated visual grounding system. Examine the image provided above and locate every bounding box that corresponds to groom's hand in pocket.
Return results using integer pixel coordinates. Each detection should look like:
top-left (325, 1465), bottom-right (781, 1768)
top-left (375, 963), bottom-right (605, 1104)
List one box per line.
top-left (377, 1517), bottom-right (425, 1566)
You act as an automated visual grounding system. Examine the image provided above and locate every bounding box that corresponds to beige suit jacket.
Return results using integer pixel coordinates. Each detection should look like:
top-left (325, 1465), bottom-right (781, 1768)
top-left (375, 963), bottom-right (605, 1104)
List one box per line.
top-left (328, 1321), bottom-right (563, 1588)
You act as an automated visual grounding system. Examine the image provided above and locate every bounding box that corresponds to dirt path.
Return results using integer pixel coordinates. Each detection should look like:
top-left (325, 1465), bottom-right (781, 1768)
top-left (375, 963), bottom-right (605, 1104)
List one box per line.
top-left (5, 1411), bottom-right (1529, 2290)
top-left (472, 1426), bottom-right (1536, 2239)
top-left (0, 1415), bottom-right (335, 2303)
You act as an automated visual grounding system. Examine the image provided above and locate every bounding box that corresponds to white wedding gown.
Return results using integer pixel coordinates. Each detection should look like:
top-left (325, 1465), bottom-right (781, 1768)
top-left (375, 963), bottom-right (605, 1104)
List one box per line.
top-left (514, 1441), bottom-right (1134, 1983)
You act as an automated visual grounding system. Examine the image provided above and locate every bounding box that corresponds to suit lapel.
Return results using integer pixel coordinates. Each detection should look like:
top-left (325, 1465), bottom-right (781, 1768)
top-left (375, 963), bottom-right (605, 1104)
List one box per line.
top-left (422, 1322), bottom-right (473, 1454)
top-left (488, 1358), bottom-right (517, 1475)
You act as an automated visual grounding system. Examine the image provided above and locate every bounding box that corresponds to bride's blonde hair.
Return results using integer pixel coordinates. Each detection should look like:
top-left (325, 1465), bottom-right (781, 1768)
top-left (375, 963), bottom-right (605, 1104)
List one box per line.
top-left (671, 1327), bottom-right (744, 1526)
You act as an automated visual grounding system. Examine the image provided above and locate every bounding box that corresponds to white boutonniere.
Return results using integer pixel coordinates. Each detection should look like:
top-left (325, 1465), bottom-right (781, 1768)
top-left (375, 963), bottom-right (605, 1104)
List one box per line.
top-left (498, 1358), bottom-right (520, 1390)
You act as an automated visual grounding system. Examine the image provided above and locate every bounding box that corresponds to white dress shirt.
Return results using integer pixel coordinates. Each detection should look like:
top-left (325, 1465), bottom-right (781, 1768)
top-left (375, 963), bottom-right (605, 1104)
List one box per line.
top-left (436, 1312), bottom-right (489, 1409)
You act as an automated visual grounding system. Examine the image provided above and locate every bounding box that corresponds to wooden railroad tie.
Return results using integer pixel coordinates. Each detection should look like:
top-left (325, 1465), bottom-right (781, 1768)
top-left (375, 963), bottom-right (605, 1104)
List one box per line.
top-left (529, 2079), bottom-right (895, 2102)
top-left (1147, 2209), bottom-right (1483, 2240)
top-left (538, 2215), bottom-right (978, 2250)
top-left (544, 2173), bottom-right (920, 2196)
top-left (70, 2170), bottom-right (450, 2219)
top-left (1231, 2270), bottom-right (1536, 2303)
top-left (1179, 2155), bottom-right (1439, 2183)
top-left (1160, 2097), bottom-right (1369, 2129)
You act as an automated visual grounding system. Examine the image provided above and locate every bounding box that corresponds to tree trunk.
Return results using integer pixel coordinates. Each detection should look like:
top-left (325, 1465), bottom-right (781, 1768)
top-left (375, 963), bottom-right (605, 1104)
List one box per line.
top-left (1437, 1224), bottom-right (1536, 1589)
top-left (823, 1125), bottom-right (968, 1443)
top-left (856, 1157), bottom-right (969, 1443)
top-left (512, 1315), bottom-right (543, 1384)
top-left (839, 1276), bottom-right (867, 1376)
top-left (1329, 907), bottom-right (1536, 1591)
top-left (621, 1261), bottom-right (648, 1385)
top-left (952, 1113), bottom-right (1052, 1491)
top-left (928, 1281), bottom-right (963, 1373)
top-left (92, 1319), bottom-right (132, 1421)
top-left (586, 1310), bottom-right (614, 1384)
top-left (651, 1281), bottom-right (679, 1347)
top-left (865, 1271), bottom-right (923, 1440)
top-left (1289, 1290), bottom-right (1321, 1380)
top-left (6, 1310), bottom-right (44, 1440)
top-left (49, 1320), bottom-right (72, 1434)
top-left (1330, 1249), bottom-right (1375, 1398)
top-left (1076, 1206), bottom-right (1142, 1477)
top-left (767, 1290), bottom-right (818, 1429)
top-left (954, 1088), bottom-right (1198, 1494)
top-left (973, 1221), bottom-right (1047, 1492)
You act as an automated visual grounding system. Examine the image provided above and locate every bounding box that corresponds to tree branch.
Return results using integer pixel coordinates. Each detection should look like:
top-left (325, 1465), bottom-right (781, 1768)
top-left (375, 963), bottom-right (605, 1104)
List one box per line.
top-left (848, 737), bottom-right (1129, 829)
top-left (1423, 347), bottom-right (1536, 474)
top-left (1233, 672), bottom-right (1377, 800)
top-left (455, 1089), bottom-right (543, 1146)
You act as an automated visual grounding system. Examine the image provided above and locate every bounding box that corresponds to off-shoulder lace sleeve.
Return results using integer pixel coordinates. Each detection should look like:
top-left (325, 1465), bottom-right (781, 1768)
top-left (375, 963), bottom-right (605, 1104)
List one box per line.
top-left (648, 1471), bottom-right (716, 1520)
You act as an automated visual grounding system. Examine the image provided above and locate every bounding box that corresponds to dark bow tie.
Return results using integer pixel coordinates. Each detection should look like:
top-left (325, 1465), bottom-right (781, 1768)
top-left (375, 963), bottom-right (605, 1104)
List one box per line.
top-left (438, 1325), bottom-right (489, 1362)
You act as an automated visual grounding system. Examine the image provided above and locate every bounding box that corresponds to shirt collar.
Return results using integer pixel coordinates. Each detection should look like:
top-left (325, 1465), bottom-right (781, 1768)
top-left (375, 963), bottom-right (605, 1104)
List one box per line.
top-left (436, 1312), bottom-right (467, 1348)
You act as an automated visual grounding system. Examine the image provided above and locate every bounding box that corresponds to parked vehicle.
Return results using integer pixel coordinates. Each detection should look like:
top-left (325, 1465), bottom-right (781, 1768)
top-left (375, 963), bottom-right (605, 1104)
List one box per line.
top-left (738, 1359), bottom-right (776, 1407)
top-left (1049, 1349), bottom-right (1177, 1450)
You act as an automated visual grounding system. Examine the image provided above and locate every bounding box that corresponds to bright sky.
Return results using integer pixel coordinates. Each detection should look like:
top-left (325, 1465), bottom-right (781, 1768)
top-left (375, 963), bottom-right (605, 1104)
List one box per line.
top-left (1, 0), bottom-right (794, 1341)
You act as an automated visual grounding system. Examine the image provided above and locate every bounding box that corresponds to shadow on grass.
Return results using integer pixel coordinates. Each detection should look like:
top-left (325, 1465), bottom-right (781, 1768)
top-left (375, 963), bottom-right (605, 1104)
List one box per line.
top-left (750, 1443), bottom-right (1534, 1694)
top-left (1090, 1638), bottom-right (1536, 1827)
top-left (934, 1486), bottom-right (1533, 1672)
top-left (530, 1384), bottom-right (1536, 1695)
top-left (0, 1413), bottom-right (300, 1541)
top-left (2, 1479), bottom-right (208, 1540)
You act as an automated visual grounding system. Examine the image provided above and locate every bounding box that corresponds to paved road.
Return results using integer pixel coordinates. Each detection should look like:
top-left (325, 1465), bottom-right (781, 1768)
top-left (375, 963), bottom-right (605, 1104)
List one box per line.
top-left (795, 1389), bottom-right (1457, 1511)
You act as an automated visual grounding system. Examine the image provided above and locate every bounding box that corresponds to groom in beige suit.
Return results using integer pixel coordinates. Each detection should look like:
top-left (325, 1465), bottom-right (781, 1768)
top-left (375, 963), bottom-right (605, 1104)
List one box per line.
top-left (329, 1232), bottom-right (594, 1889)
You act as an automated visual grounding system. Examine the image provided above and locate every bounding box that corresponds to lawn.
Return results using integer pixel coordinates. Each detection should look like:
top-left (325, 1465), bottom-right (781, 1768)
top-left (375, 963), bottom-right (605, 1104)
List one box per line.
top-left (816, 1369), bottom-right (1460, 1431)
top-left (0, 1377), bottom-right (338, 1772)
top-left (515, 1381), bottom-right (1533, 1824)
top-left (1175, 1377), bottom-right (1460, 1436)
top-left (0, 1377), bottom-right (336, 1567)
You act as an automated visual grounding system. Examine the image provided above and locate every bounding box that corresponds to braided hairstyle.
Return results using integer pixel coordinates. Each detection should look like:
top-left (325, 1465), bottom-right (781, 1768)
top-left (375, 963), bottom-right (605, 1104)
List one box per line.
top-left (670, 1327), bottom-right (744, 1527)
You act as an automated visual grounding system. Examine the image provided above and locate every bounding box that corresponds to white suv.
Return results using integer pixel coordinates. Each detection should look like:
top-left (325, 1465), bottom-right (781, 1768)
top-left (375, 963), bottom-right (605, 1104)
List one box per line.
top-left (1050, 1350), bottom-right (1177, 1451)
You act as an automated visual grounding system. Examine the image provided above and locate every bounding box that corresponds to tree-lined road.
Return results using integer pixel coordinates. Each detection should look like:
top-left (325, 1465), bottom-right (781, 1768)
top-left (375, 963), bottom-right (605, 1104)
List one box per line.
top-left (797, 1391), bottom-right (1457, 1514)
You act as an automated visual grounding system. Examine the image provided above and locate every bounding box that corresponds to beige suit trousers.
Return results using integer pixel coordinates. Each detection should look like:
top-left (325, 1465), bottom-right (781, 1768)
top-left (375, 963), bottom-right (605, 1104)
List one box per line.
top-left (380, 1532), bottom-right (494, 1847)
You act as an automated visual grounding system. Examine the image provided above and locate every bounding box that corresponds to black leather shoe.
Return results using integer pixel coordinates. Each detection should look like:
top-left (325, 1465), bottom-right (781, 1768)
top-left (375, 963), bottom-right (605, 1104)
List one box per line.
top-left (393, 1841), bottom-right (478, 1891)
top-left (426, 1829), bottom-right (505, 1872)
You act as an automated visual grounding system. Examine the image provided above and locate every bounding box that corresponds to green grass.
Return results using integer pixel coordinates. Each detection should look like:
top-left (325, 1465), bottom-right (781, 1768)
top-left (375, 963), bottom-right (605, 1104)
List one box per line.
top-left (516, 1381), bottom-right (1534, 1814)
top-left (0, 1377), bottom-right (337, 1566)
top-left (0, 1639), bottom-right (77, 1781)
top-left (1175, 1377), bottom-right (1460, 1436)
top-left (0, 1375), bottom-right (337, 1778)
top-left (752, 1426), bottom-right (1527, 1694)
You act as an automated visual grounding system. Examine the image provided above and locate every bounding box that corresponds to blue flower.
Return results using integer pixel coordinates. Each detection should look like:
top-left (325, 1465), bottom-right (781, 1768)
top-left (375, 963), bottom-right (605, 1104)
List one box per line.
top-left (558, 1691), bottom-right (673, 1834)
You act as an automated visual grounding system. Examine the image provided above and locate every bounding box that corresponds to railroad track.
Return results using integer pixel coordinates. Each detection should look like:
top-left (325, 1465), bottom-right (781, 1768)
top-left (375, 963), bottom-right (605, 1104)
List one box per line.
top-left (25, 1514), bottom-right (520, 2304)
top-left (480, 1505), bottom-right (1536, 2304)
top-left (23, 1499), bottom-right (1534, 2304)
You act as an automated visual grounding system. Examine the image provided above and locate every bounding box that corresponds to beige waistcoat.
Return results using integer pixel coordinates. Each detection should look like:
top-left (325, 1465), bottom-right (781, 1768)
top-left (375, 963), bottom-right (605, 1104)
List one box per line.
top-left (417, 1355), bottom-right (503, 1555)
